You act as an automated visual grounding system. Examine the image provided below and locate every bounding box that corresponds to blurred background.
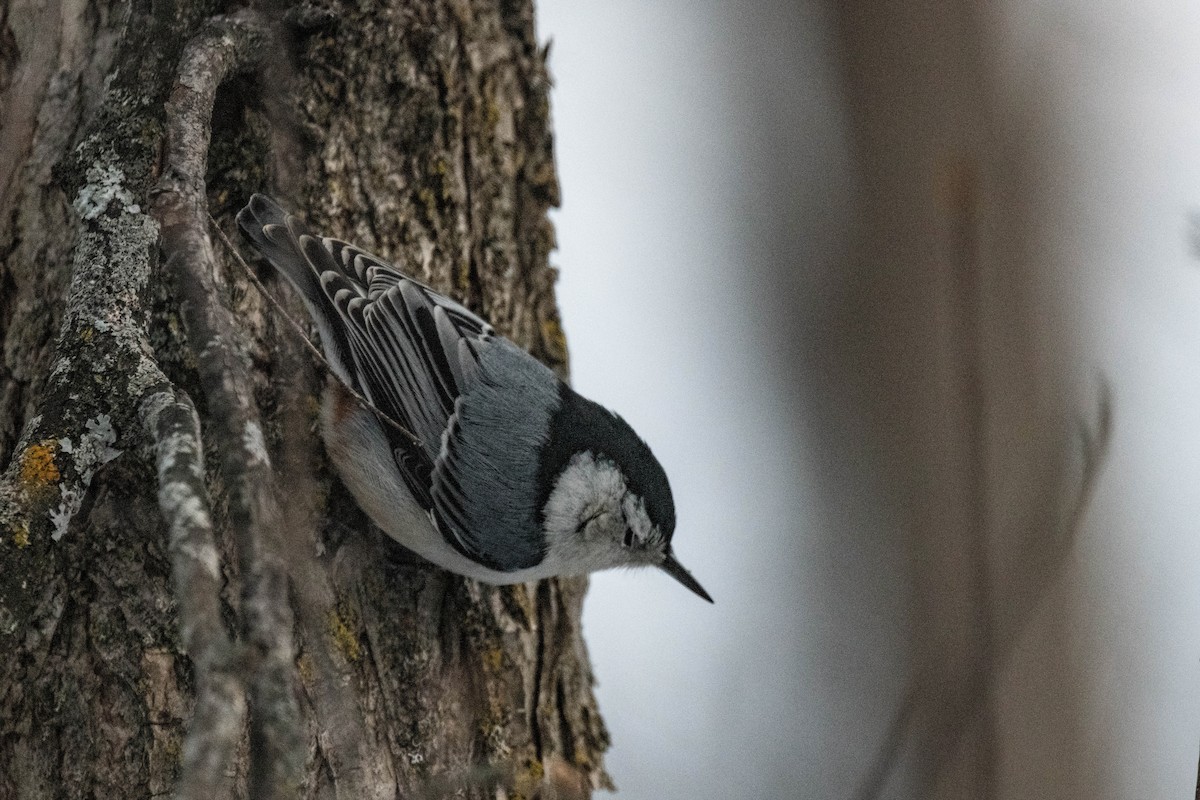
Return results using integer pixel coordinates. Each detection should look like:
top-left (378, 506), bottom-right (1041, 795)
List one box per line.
top-left (539, 2), bottom-right (1200, 799)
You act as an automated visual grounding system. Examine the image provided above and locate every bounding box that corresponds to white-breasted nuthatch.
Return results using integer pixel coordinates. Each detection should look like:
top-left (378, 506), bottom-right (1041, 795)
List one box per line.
top-left (237, 195), bottom-right (711, 602)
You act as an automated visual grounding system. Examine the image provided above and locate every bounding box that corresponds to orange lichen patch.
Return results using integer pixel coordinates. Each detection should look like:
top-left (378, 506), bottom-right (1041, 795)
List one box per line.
top-left (12, 525), bottom-right (29, 548)
top-left (19, 440), bottom-right (60, 493)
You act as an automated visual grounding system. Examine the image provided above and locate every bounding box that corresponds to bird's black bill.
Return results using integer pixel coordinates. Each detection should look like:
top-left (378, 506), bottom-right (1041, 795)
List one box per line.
top-left (660, 552), bottom-right (713, 603)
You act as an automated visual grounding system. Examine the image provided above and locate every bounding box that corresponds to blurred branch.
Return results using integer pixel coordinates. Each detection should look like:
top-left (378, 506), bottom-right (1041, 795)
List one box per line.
top-left (852, 380), bottom-right (1112, 800)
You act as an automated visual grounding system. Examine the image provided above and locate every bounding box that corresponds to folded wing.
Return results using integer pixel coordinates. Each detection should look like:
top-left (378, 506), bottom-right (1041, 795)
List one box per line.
top-left (238, 194), bottom-right (549, 571)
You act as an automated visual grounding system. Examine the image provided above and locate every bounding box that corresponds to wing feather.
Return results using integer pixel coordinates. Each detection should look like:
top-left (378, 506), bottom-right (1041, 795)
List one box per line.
top-left (239, 195), bottom-right (552, 572)
top-left (364, 303), bottom-right (443, 442)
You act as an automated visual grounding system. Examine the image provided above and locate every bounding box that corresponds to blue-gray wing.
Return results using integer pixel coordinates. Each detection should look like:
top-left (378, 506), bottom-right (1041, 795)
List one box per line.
top-left (433, 337), bottom-right (560, 571)
top-left (239, 195), bottom-right (554, 571)
top-left (313, 240), bottom-right (557, 571)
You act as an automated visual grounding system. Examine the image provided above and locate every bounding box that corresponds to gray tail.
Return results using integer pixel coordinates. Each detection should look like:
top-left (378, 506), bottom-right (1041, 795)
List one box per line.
top-left (236, 194), bottom-right (356, 385)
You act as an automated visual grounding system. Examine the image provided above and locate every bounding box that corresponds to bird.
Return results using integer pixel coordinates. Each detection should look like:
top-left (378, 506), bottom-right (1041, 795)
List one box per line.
top-left (237, 194), bottom-right (711, 602)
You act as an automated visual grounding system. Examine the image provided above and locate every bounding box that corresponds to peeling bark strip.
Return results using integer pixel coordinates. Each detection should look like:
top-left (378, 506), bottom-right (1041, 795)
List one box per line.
top-left (153, 11), bottom-right (302, 799)
top-left (0, 1), bottom-right (609, 797)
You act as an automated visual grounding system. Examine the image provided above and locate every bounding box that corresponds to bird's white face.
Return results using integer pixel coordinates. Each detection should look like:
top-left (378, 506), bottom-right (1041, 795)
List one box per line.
top-left (541, 451), bottom-right (667, 575)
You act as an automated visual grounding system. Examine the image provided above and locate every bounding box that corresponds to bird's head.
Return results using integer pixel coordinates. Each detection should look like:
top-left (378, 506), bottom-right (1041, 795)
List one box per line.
top-left (540, 448), bottom-right (711, 603)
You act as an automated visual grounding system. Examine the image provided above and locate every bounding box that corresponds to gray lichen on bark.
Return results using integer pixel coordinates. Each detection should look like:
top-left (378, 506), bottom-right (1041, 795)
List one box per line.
top-left (0, 1), bottom-right (609, 797)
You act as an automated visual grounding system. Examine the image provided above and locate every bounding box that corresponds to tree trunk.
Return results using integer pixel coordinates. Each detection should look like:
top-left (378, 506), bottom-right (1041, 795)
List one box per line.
top-left (0, 1), bottom-right (609, 797)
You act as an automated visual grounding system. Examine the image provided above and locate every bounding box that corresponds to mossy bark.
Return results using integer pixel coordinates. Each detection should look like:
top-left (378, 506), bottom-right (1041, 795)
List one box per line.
top-left (0, 1), bottom-right (608, 797)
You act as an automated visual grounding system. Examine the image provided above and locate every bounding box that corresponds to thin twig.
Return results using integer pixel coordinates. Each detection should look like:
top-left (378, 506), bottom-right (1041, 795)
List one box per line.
top-left (207, 213), bottom-right (424, 449)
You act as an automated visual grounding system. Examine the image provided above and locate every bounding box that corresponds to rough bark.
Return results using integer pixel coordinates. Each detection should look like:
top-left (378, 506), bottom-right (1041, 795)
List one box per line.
top-left (0, 1), bottom-right (608, 797)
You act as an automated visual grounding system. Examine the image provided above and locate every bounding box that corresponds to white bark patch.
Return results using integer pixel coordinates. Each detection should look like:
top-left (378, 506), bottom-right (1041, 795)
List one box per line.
top-left (50, 488), bottom-right (83, 541)
top-left (70, 414), bottom-right (123, 481)
top-left (241, 421), bottom-right (269, 467)
top-left (159, 482), bottom-right (220, 579)
top-left (50, 357), bottom-right (72, 379)
top-left (129, 355), bottom-right (165, 400)
top-left (139, 391), bottom-right (177, 437)
top-left (73, 162), bottom-right (141, 220)
top-left (48, 414), bottom-right (123, 540)
top-left (156, 431), bottom-right (193, 474)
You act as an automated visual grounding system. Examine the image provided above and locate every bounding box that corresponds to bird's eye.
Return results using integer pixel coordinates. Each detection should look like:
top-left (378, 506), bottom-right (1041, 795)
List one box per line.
top-left (622, 527), bottom-right (635, 548)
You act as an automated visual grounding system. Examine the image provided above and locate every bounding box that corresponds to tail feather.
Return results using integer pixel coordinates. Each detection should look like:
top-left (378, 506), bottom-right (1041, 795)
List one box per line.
top-left (236, 194), bottom-right (356, 385)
